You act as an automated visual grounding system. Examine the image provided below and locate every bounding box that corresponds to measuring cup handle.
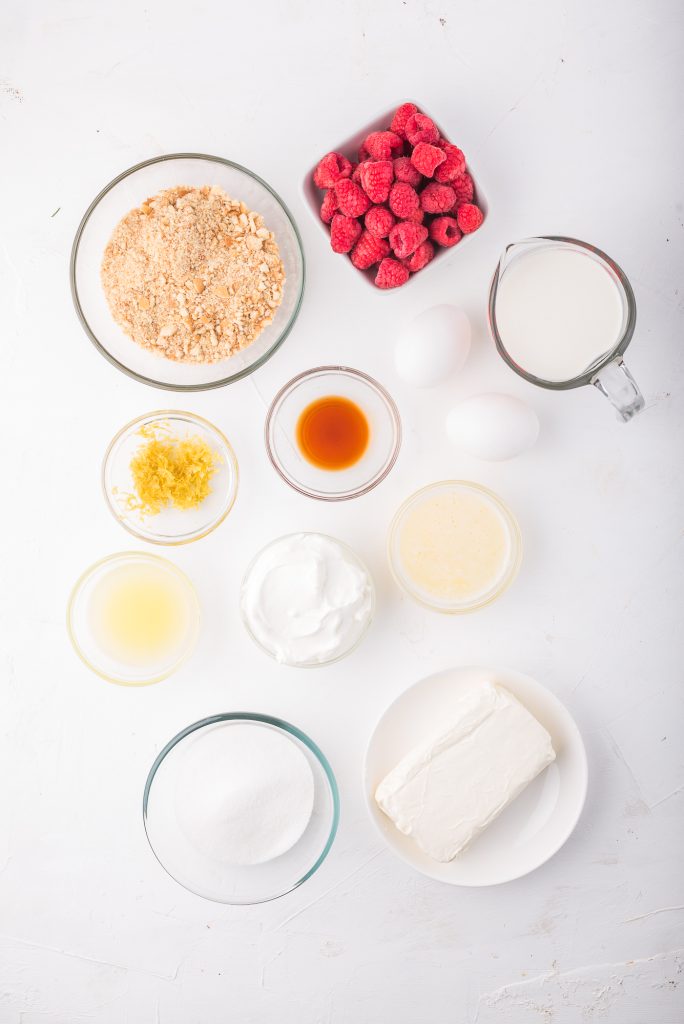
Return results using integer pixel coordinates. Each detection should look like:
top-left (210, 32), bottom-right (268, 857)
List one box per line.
top-left (592, 358), bottom-right (644, 422)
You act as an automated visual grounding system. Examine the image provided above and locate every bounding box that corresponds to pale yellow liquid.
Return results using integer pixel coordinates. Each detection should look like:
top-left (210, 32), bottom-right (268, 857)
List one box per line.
top-left (398, 489), bottom-right (511, 603)
top-left (89, 563), bottom-right (191, 665)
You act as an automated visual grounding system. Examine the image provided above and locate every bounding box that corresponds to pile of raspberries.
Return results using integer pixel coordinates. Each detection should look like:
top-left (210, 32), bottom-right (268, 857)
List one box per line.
top-left (313, 103), bottom-right (484, 289)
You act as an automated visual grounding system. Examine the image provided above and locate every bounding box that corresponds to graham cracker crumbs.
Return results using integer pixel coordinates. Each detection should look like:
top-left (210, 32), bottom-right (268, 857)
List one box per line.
top-left (100, 185), bottom-right (285, 364)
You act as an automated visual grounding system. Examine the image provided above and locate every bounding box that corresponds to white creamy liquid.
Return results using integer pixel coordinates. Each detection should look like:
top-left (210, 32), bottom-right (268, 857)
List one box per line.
top-left (495, 246), bottom-right (625, 382)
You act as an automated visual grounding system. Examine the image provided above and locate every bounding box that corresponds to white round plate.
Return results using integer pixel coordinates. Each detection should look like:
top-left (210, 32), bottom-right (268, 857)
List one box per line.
top-left (364, 666), bottom-right (588, 886)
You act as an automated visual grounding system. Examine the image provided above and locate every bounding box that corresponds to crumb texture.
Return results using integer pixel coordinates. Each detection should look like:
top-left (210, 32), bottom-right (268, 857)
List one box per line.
top-left (101, 185), bottom-right (285, 364)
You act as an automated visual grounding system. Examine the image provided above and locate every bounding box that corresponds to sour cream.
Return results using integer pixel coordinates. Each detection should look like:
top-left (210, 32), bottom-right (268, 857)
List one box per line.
top-left (240, 533), bottom-right (374, 666)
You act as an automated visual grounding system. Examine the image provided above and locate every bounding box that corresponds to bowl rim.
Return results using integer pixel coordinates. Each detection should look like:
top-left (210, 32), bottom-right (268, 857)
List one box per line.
top-left (239, 531), bottom-right (376, 668)
top-left (300, 100), bottom-right (490, 292)
top-left (387, 480), bottom-right (523, 614)
top-left (264, 365), bottom-right (402, 501)
top-left (142, 712), bottom-right (340, 905)
top-left (66, 550), bottom-right (201, 685)
top-left (70, 152), bottom-right (306, 392)
top-left (102, 409), bottom-right (239, 546)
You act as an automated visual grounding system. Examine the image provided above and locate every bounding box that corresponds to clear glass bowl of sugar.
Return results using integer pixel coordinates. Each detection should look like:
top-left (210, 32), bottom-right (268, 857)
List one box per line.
top-left (143, 714), bottom-right (339, 904)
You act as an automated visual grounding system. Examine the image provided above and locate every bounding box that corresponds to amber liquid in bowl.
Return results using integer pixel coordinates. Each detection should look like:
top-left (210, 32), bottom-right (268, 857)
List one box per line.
top-left (296, 396), bottom-right (369, 470)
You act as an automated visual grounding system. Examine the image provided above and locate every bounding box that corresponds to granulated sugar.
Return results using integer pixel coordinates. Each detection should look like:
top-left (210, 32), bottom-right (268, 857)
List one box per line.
top-left (173, 723), bottom-right (315, 866)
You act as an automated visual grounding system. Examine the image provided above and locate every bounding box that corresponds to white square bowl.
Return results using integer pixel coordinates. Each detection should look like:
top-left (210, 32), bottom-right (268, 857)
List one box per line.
top-left (301, 101), bottom-right (490, 292)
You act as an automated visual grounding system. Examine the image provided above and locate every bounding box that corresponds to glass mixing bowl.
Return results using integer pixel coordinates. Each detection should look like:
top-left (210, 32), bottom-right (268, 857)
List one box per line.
top-left (71, 154), bottom-right (305, 390)
top-left (143, 713), bottom-right (339, 904)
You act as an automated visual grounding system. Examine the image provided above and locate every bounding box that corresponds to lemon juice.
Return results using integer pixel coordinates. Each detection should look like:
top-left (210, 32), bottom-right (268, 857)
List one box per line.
top-left (89, 560), bottom-right (194, 666)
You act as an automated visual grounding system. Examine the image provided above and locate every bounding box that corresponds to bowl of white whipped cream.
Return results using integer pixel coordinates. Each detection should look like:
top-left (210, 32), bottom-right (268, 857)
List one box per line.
top-left (240, 532), bottom-right (375, 667)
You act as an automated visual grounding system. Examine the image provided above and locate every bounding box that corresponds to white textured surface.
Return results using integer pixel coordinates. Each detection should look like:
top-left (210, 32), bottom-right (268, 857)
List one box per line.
top-left (1, 0), bottom-right (683, 1021)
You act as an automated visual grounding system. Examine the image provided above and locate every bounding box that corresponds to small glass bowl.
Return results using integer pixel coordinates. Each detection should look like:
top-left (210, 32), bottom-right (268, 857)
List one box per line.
top-left (240, 533), bottom-right (376, 667)
top-left (143, 713), bottom-right (339, 904)
top-left (71, 153), bottom-right (305, 391)
top-left (103, 411), bottom-right (238, 546)
top-left (388, 481), bottom-right (522, 614)
top-left (67, 552), bottom-right (200, 685)
top-left (265, 367), bottom-right (401, 500)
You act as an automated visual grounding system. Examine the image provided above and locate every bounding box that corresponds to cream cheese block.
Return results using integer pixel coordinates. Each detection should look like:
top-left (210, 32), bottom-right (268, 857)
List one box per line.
top-left (374, 681), bottom-right (556, 861)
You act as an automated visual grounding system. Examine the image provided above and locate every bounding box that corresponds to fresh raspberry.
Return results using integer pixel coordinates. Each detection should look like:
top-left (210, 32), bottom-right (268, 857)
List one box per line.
top-left (320, 190), bottom-right (338, 224)
top-left (393, 156), bottom-right (422, 187)
top-left (358, 142), bottom-right (371, 162)
top-left (420, 181), bottom-right (456, 214)
top-left (434, 142), bottom-right (466, 183)
top-left (360, 160), bottom-right (394, 203)
top-left (350, 230), bottom-right (390, 270)
top-left (390, 102), bottom-right (419, 139)
top-left (405, 206), bottom-right (425, 224)
top-left (411, 142), bottom-right (446, 178)
top-left (456, 203), bottom-right (484, 233)
top-left (313, 152), bottom-right (352, 189)
top-left (405, 113), bottom-right (439, 146)
top-left (363, 131), bottom-right (403, 160)
top-left (375, 258), bottom-right (410, 289)
top-left (429, 215), bottom-right (462, 247)
top-left (388, 181), bottom-right (420, 219)
top-left (335, 178), bottom-right (371, 218)
top-left (389, 221), bottom-right (428, 259)
top-left (449, 171), bottom-right (474, 207)
top-left (365, 205), bottom-right (395, 238)
top-left (351, 161), bottom-right (364, 184)
top-left (402, 239), bottom-right (435, 273)
top-left (330, 214), bottom-right (363, 254)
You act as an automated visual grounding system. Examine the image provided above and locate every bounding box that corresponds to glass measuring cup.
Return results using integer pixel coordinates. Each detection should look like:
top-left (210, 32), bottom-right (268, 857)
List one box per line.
top-left (488, 237), bottom-right (644, 421)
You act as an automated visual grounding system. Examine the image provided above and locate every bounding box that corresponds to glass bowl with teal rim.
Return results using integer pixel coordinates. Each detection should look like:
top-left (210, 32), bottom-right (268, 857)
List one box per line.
top-left (143, 713), bottom-right (340, 904)
top-left (71, 154), bottom-right (305, 391)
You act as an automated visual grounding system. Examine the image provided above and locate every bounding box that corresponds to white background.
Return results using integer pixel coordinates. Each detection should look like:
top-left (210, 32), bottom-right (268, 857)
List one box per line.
top-left (1, 0), bottom-right (683, 1020)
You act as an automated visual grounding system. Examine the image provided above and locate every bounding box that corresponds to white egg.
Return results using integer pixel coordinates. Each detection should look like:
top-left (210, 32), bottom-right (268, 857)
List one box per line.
top-left (395, 305), bottom-right (471, 388)
top-left (446, 393), bottom-right (540, 461)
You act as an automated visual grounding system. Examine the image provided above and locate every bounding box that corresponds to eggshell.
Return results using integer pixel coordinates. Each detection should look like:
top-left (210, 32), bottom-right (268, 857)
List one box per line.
top-left (446, 393), bottom-right (540, 461)
top-left (395, 305), bottom-right (471, 388)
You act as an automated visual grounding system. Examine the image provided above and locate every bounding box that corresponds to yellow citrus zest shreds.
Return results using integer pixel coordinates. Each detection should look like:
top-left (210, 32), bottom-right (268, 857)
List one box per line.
top-left (126, 424), bottom-right (221, 517)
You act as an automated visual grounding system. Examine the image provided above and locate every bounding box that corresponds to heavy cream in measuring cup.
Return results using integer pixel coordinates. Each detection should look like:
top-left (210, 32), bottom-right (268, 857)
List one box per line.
top-left (495, 246), bottom-right (625, 382)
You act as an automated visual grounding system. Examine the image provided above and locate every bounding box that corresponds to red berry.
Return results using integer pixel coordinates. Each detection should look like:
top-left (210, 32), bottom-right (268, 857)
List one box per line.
top-left (330, 214), bottom-right (363, 254)
top-left (388, 181), bottom-right (420, 219)
top-left (405, 113), bottom-right (439, 146)
top-left (402, 240), bottom-right (435, 273)
top-left (405, 206), bottom-right (425, 224)
top-left (456, 203), bottom-right (484, 233)
top-left (411, 142), bottom-right (446, 178)
top-left (350, 230), bottom-right (390, 270)
top-left (358, 143), bottom-right (371, 162)
top-left (320, 190), bottom-right (338, 224)
top-left (449, 171), bottom-right (474, 207)
top-left (390, 102), bottom-right (418, 139)
top-left (360, 160), bottom-right (394, 203)
top-left (434, 142), bottom-right (466, 183)
top-left (313, 152), bottom-right (352, 189)
top-left (393, 156), bottom-right (422, 187)
top-left (351, 161), bottom-right (364, 184)
top-left (365, 205), bottom-right (395, 238)
top-left (335, 178), bottom-right (371, 218)
top-left (389, 221), bottom-right (428, 259)
top-left (375, 258), bottom-right (410, 289)
top-left (420, 181), bottom-right (457, 214)
top-left (364, 130), bottom-right (403, 161)
top-left (429, 216), bottom-right (462, 247)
